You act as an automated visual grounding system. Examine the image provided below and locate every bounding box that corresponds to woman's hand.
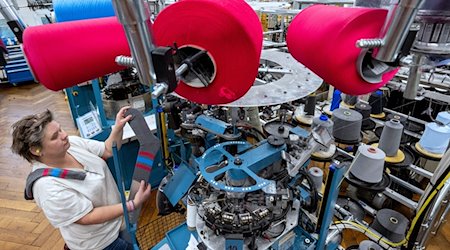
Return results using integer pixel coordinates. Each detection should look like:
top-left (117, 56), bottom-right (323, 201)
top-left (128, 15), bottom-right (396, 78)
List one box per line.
top-left (133, 180), bottom-right (152, 207)
top-left (115, 106), bottom-right (132, 131)
top-left (102, 106), bottom-right (133, 159)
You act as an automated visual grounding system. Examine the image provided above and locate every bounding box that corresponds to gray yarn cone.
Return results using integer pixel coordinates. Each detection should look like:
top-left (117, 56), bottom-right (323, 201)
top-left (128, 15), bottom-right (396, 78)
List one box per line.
top-left (379, 119), bottom-right (403, 157)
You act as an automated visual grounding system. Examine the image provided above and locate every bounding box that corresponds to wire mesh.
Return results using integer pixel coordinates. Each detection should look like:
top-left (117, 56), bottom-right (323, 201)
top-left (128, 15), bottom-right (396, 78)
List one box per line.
top-left (136, 212), bottom-right (186, 249)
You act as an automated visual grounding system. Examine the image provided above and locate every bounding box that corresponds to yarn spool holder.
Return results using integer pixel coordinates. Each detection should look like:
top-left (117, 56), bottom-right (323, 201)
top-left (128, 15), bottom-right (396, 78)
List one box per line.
top-left (310, 144), bottom-right (338, 182)
top-left (334, 133), bottom-right (363, 154)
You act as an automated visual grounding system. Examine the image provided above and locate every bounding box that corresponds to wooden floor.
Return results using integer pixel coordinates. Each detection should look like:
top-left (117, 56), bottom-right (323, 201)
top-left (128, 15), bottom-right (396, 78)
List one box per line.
top-left (0, 82), bottom-right (448, 249)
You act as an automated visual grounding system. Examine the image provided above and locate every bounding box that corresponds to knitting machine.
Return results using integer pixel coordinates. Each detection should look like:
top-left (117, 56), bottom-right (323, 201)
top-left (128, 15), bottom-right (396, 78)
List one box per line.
top-left (101, 70), bottom-right (152, 120)
top-left (21, 0), bottom-right (450, 250)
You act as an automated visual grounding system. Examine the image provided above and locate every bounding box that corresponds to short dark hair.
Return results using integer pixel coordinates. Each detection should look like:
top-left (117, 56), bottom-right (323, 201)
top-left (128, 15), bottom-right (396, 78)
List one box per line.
top-left (11, 110), bottom-right (54, 162)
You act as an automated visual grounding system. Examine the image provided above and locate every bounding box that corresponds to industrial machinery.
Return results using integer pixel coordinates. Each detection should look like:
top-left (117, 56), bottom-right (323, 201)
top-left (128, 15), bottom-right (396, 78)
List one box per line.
top-left (21, 0), bottom-right (450, 249)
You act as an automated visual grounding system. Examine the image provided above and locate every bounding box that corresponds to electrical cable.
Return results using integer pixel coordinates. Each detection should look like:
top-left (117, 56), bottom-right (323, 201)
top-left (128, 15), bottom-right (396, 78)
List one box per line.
top-left (294, 169), bottom-right (318, 213)
top-left (405, 171), bottom-right (450, 248)
top-left (331, 171), bottom-right (450, 249)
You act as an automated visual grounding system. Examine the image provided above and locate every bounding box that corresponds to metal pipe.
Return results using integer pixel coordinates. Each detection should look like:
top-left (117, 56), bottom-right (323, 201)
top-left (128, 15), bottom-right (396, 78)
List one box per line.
top-left (404, 54), bottom-right (423, 100)
top-left (416, 179), bottom-right (450, 247)
top-left (389, 173), bottom-right (424, 195)
top-left (111, 0), bottom-right (157, 87)
top-left (258, 67), bottom-right (292, 74)
top-left (0, 0), bottom-right (25, 42)
top-left (375, 0), bottom-right (426, 63)
top-left (383, 107), bottom-right (428, 125)
top-left (383, 187), bottom-right (418, 209)
top-left (407, 164), bottom-right (433, 179)
top-left (263, 29), bottom-right (284, 35)
top-left (433, 196), bottom-right (450, 235)
top-left (0, 0), bottom-right (20, 21)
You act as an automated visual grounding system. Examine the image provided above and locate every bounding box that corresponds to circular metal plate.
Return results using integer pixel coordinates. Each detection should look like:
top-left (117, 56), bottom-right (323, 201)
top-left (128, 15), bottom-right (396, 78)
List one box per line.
top-left (263, 121), bottom-right (295, 138)
top-left (223, 50), bottom-right (323, 107)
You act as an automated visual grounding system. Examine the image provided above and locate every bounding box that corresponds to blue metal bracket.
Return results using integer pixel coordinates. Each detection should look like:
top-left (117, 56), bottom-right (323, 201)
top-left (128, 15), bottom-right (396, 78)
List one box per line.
top-left (112, 143), bottom-right (139, 250)
top-left (163, 163), bottom-right (198, 206)
top-left (196, 140), bottom-right (286, 192)
top-left (195, 115), bottom-right (228, 135)
top-left (316, 162), bottom-right (349, 250)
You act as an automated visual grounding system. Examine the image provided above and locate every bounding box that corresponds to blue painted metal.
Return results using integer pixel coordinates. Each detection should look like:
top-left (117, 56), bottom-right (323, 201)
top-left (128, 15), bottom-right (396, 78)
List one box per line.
top-left (290, 126), bottom-right (310, 139)
top-left (164, 222), bottom-right (198, 250)
top-left (4, 46), bottom-right (34, 85)
top-left (152, 238), bottom-right (170, 250)
top-left (195, 115), bottom-right (228, 135)
top-left (91, 79), bottom-right (109, 128)
top-left (225, 236), bottom-right (244, 250)
top-left (330, 89), bottom-right (341, 111)
top-left (316, 163), bottom-right (347, 250)
top-left (292, 227), bottom-right (316, 250)
top-left (196, 140), bottom-right (286, 192)
top-left (111, 143), bottom-right (139, 250)
top-left (163, 163), bottom-right (198, 206)
top-left (4, 59), bottom-right (34, 84)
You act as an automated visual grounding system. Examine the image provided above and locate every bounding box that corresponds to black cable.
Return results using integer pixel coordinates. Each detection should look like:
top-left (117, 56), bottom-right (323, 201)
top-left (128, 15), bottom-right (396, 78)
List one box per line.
top-left (294, 169), bottom-right (319, 213)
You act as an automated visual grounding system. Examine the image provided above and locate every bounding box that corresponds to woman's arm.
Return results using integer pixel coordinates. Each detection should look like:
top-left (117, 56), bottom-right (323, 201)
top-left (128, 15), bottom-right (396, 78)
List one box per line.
top-left (76, 180), bottom-right (151, 225)
top-left (103, 106), bottom-right (132, 159)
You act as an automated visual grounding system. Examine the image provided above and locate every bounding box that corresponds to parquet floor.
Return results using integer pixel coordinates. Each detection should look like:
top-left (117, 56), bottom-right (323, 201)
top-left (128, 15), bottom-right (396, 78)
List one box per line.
top-left (0, 82), bottom-right (448, 249)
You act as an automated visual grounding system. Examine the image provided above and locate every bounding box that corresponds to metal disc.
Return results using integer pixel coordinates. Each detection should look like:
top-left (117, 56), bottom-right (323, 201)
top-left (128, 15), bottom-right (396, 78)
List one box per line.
top-left (336, 196), bottom-right (365, 221)
top-left (267, 135), bottom-right (285, 146)
top-left (263, 121), bottom-right (295, 138)
top-left (223, 50), bottom-right (323, 107)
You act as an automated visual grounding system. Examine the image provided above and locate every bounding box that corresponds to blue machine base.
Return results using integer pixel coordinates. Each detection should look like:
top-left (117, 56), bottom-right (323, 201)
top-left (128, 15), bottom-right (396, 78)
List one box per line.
top-left (151, 224), bottom-right (322, 250)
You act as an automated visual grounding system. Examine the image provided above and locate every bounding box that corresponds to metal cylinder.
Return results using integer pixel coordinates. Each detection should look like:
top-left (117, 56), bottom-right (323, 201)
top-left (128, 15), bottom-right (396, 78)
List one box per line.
top-left (413, 0), bottom-right (450, 55)
top-left (374, 0), bottom-right (426, 62)
top-left (350, 145), bottom-right (386, 183)
top-left (112, 0), bottom-right (157, 86)
top-left (332, 108), bottom-right (363, 142)
top-left (355, 102), bottom-right (372, 127)
top-left (404, 54), bottom-right (423, 100)
top-left (0, 0), bottom-right (21, 21)
top-left (0, 0), bottom-right (25, 42)
top-left (379, 119), bottom-right (404, 156)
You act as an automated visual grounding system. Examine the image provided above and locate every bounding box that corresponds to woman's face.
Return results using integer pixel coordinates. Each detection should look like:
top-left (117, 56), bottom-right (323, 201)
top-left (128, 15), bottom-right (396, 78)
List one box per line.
top-left (40, 121), bottom-right (70, 158)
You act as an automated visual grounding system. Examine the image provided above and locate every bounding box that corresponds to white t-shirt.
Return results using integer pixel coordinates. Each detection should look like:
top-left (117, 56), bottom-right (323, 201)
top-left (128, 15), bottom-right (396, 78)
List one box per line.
top-left (32, 136), bottom-right (122, 250)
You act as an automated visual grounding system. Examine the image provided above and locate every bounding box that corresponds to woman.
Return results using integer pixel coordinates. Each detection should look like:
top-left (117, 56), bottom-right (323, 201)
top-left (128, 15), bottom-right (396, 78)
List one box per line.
top-left (11, 107), bottom-right (151, 250)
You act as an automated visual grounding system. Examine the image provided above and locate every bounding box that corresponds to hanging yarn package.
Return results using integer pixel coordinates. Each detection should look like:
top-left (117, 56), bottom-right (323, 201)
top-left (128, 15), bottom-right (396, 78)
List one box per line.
top-left (23, 17), bottom-right (130, 91)
top-left (23, 0), bottom-right (262, 105)
top-left (286, 5), bottom-right (398, 95)
top-left (152, 0), bottom-right (263, 104)
top-left (53, 0), bottom-right (115, 22)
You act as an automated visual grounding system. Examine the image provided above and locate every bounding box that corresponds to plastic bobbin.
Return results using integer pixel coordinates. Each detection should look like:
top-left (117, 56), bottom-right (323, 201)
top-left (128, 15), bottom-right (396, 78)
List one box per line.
top-left (371, 143), bottom-right (405, 164)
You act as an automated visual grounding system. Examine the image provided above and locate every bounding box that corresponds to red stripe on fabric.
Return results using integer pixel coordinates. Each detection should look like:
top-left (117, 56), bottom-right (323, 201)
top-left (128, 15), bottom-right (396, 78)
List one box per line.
top-left (43, 168), bottom-right (50, 176)
top-left (60, 169), bottom-right (68, 178)
top-left (136, 163), bottom-right (151, 172)
top-left (139, 151), bottom-right (154, 160)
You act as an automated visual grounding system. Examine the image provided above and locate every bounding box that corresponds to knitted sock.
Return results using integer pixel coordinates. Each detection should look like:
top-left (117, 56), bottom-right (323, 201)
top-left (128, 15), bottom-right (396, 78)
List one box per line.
top-left (125, 108), bottom-right (161, 223)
